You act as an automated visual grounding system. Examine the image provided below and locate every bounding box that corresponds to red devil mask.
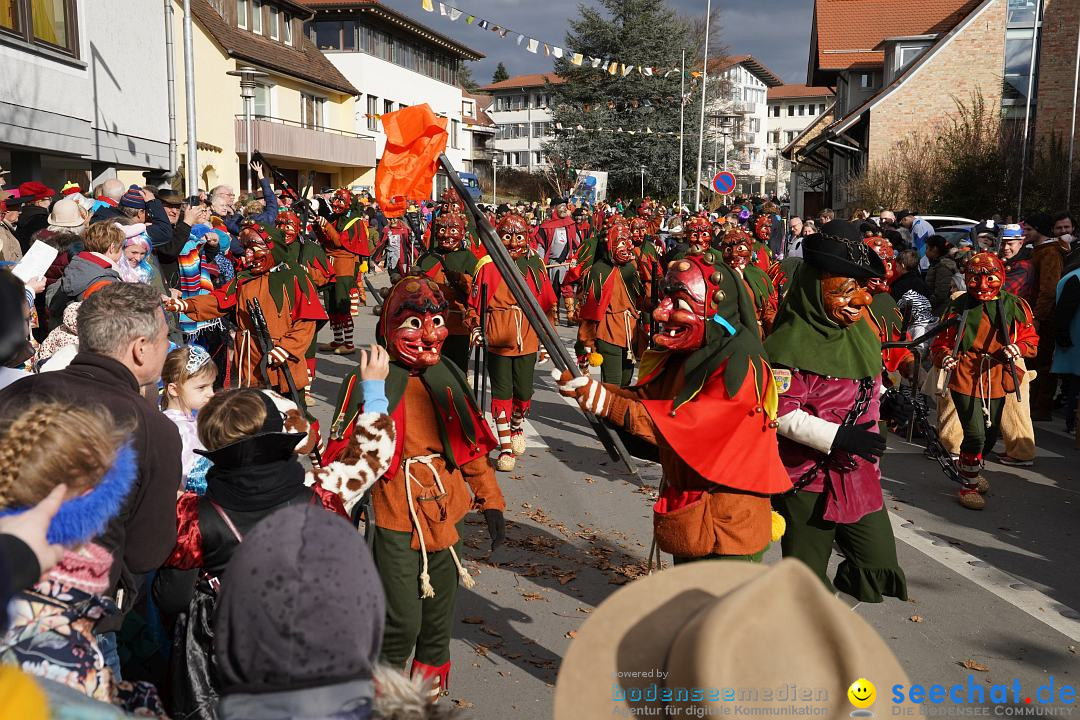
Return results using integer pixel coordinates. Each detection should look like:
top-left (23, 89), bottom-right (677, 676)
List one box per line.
top-left (276, 209), bottom-right (301, 246)
top-left (863, 235), bottom-right (896, 293)
top-left (379, 277), bottom-right (449, 370)
top-left (628, 218), bottom-right (649, 247)
top-left (497, 214), bottom-right (530, 259)
top-left (965, 251), bottom-right (1005, 302)
top-left (434, 213), bottom-right (466, 252)
top-left (754, 215), bottom-right (771, 243)
top-left (720, 229), bottom-right (753, 272)
top-left (236, 221), bottom-right (277, 275)
top-left (653, 256), bottom-right (730, 352)
top-left (330, 188), bottom-right (351, 214)
top-left (637, 198), bottom-right (655, 219)
top-left (685, 216), bottom-right (713, 256)
top-left (607, 223), bottom-right (635, 265)
top-left (440, 188), bottom-right (464, 216)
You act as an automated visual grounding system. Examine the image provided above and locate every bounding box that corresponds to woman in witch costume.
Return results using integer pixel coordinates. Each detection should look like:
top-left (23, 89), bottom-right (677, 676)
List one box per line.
top-left (322, 276), bottom-right (506, 699)
top-left (156, 384), bottom-right (395, 720)
top-left (577, 222), bottom-right (643, 386)
top-left (164, 220), bottom-right (327, 396)
top-left (558, 254), bottom-right (790, 562)
top-left (764, 223), bottom-right (907, 603)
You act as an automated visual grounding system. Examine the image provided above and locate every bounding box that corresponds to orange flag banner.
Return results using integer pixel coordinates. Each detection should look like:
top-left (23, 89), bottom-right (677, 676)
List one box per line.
top-left (375, 104), bottom-right (448, 218)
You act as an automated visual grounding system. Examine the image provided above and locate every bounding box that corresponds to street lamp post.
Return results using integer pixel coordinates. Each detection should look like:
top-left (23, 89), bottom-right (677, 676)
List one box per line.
top-left (640, 166), bottom-right (646, 197)
top-left (227, 66), bottom-right (268, 195)
top-left (492, 157), bottom-right (499, 205)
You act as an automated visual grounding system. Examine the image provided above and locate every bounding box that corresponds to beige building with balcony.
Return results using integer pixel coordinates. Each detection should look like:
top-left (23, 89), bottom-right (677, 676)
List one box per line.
top-left (172, 0), bottom-right (374, 195)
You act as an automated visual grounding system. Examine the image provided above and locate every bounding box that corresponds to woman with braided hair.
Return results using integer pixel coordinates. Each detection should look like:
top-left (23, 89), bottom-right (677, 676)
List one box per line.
top-left (0, 401), bottom-right (168, 716)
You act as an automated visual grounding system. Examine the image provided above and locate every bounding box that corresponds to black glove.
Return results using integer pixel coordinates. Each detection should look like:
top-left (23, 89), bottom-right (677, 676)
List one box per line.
top-left (483, 509), bottom-right (505, 552)
top-left (831, 420), bottom-right (886, 462)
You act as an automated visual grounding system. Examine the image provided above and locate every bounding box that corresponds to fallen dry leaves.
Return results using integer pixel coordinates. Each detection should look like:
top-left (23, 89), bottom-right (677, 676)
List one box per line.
top-left (961, 659), bottom-right (990, 672)
top-left (909, 615), bottom-right (923, 623)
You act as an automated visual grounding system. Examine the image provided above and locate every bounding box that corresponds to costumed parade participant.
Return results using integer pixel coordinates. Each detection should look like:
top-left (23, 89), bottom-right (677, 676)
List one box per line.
top-left (719, 227), bottom-right (777, 337)
top-left (751, 215), bottom-right (775, 273)
top-left (316, 188), bottom-right (369, 354)
top-left (577, 222), bottom-right (643, 386)
top-left (931, 251), bottom-right (1038, 510)
top-left (470, 213), bottom-right (557, 472)
top-left (277, 207), bottom-right (334, 393)
top-left (323, 277), bottom-right (506, 698)
top-left (383, 215), bottom-right (413, 282)
top-left (678, 214), bottom-right (714, 259)
top-left (164, 221), bottom-right (326, 397)
top-left (415, 211), bottom-right (478, 371)
top-left (535, 199), bottom-right (583, 326)
top-left (558, 253), bottom-right (789, 561)
top-left (861, 233), bottom-right (911, 378)
top-left (159, 386), bottom-right (395, 719)
top-left (764, 226), bottom-right (907, 602)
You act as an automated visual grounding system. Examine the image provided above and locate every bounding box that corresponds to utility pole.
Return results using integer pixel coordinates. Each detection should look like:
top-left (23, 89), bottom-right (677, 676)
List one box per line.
top-left (677, 49), bottom-right (686, 207)
top-left (182, 0), bottom-right (198, 197)
top-left (693, 0), bottom-right (712, 210)
top-left (640, 166), bottom-right (645, 197)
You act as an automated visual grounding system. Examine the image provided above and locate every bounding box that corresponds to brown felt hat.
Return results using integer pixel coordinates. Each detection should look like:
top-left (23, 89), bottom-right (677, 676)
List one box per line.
top-left (554, 559), bottom-right (910, 719)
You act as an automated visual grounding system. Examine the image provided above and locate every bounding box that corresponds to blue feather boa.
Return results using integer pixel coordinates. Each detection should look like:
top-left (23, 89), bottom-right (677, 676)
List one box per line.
top-left (0, 443), bottom-right (138, 545)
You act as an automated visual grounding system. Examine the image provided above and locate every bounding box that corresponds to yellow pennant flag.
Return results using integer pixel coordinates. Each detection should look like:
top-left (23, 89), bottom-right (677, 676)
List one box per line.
top-left (571, 53), bottom-right (583, 66)
top-left (422, 0), bottom-right (434, 11)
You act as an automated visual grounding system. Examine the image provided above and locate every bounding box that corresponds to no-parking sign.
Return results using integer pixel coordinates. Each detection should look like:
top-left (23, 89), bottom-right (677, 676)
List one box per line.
top-left (712, 171), bottom-right (736, 195)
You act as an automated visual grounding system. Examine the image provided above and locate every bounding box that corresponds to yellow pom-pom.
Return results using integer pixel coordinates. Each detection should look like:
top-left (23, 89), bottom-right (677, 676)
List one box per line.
top-left (770, 510), bottom-right (786, 542)
top-left (360, 261), bottom-right (369, 273)
top-left (588, 352), bottom-right (604, 367)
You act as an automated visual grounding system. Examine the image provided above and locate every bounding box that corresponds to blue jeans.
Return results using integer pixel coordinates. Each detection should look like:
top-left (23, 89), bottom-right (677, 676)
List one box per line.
top-left (96, 631), bottom-right (122, 680)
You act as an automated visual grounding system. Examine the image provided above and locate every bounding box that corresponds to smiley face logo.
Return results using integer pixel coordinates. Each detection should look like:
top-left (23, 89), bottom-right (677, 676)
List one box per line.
top-left (847, 678), bottom-right (876, 716)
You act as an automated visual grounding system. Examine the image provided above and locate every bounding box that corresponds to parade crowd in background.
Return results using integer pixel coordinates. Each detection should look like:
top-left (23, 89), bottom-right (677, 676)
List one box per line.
top-left (0, 160), bottom-right (1075, 718)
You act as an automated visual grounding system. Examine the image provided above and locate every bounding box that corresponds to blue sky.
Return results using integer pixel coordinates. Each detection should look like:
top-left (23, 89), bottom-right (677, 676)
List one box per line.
top-left (381, 0), bottom-right (815, 85)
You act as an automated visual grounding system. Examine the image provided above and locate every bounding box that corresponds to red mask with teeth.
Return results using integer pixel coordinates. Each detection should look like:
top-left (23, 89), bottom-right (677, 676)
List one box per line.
top-left (607, 224), bottom-right (635, 265)
top-left (685, 216), bottom-right (713, 256)
top-left (497, 214), bottom-right (530, 259)
top-left (236, 223), bottom-right (276, 275)
top-left (330, 188), bottom-right (351, 215)
top-left (637, 199), bottom-right (655, 220)
top-left (965, 251), bottom-right (1005, 302)
top-left (754, 215), bottom-right (772, 243)
top-left (720, 229), bottom-right (753, 272)
top-left (440, 188), bottom-right (464, 216)
top-left (434, 213), bottom-right (466, 252)
top-left (652, 257), bottom-right (716, 352)
top-left (628, 218), bottom-right (649, 248)
top-left (379, 278), bottom-right (449, 369)
top-left (276, 210), bottom-right (301, 246)
top-left (863, 235), bottom-right (895, 293)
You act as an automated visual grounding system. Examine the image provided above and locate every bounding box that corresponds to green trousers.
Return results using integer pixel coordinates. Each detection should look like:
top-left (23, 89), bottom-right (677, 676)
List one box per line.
top-left (596, 338), bottom-right (635, 387)
top-left (773, 491), bottom-right (907, 603)
top-left (487, 352), bottom-right (536, 401)
top-left (326, 269), bottom-right (359, 315)
top-left (373, 524), bottom-right (463, 667)
top-left (442, 334), bottom-right (470, 373)
top-left (950, 390), bottom-right (1005, 456)
top-left (672, 547), bottom-right (766, 565)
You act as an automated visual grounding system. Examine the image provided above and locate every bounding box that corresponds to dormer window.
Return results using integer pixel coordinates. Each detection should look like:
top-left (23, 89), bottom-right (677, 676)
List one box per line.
top-left (237, 0), bottom-right (247, 29)
top-left (251, 0), bottom-right (262, 35)
top-left (269, 5), bottom-right (279, 40)
top-left (283, 13), bottom-right (292, 44)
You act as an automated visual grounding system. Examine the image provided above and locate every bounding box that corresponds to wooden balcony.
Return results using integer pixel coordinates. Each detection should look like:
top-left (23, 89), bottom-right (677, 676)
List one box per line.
top-left (235, 116), bottom-right (376, 168)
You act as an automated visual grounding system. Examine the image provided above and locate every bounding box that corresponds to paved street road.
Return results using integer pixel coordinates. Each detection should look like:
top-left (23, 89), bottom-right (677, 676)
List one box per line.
top-left (311, 273), bottom-right (1079, 719)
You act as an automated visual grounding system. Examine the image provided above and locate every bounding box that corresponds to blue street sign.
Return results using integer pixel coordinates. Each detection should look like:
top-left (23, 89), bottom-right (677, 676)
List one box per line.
top-left (712, 171), bottom-right (736, 195)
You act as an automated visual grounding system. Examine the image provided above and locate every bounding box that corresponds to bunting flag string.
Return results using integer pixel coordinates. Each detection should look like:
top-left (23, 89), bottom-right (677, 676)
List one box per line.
top-left (423, 0), bottom-right (696, 79)
top-left (552, 123), bottom-right (682, 138)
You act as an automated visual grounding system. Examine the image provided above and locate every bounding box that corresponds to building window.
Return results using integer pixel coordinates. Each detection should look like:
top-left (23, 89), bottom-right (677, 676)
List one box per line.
top-left (897, 44), bottom-right (926, 70)
top-left (268, 5), bottom-right (278, 39)
top-left (302, 93), bottom-right (325, 129)
top-left (253, 83), bottom-right (270, 117)
top-left (807, 104), bottom-right (816, 115)
top-left (786, 130), bottom-right (797, 143)
top-left (236, 0), bottom-right (247, 28)
top-left (797, 104), bottom-right (805, 116)
top-left (282, 13), bottom-right (292, 44)
top-left (342, 19), bottom-right (356, 51)
top-left (383, 99), bottom-right (393, 115)
top-left (859, 72), bottom-right (875, 89)
top-left (1, 0), bottom-right (77, 52)
top-left (819, 103), bottom-right (825, 114)
top-left (533, 151), bottom-right (543, 165)
top-left (313, 20), bottom-right (339, 49)
top-left (748, 118), bottom-right (760, 132)
top-left (787, 105), bottom-right (795, 117)
top-left (768, 104), bottom-right (780, 117)
top-left (367, 95), bottom-right (379, 131)
top-left (768, 130), bottom-right (780, 144)
top-left (251, 0), bottom-right (262, 34)
top-left (451, 119), bottom-right (459, 149)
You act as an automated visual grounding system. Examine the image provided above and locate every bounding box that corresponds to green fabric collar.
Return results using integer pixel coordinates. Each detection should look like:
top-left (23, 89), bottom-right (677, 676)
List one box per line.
top-left (765, 262), bottom-right (882, 379)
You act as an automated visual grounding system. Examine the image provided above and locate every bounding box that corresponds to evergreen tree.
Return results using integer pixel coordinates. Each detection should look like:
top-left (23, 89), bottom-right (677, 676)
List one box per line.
top-left (492, 62), bottom-right (510, 83)
top-left (543, 0), bottom-right (726, 201)
top-left (458, 62), bottom-right (479, 92)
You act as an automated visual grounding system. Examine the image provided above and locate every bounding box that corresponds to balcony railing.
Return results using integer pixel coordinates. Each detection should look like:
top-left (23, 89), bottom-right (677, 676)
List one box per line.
top-left (470, 147), bottom-right (496, 162)
top-left (234, 115), bottom-right (376, 168)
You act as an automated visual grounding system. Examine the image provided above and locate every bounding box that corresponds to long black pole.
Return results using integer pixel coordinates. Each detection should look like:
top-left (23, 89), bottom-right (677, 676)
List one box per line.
top-left (438, 154), bottom-right (637, 476)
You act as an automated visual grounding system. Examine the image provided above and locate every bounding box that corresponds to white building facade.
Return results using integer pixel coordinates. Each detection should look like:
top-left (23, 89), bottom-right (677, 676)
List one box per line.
top-left (706, 56), bottom-right (782, 196)
top-left (477, 74), bottom-right (562, 172)
top-left (766, 85), bottom-right (834, 212)
top-left (307, 0), bottom-right (481, 194)
top-left (0, 0), bottom-right (171, 187)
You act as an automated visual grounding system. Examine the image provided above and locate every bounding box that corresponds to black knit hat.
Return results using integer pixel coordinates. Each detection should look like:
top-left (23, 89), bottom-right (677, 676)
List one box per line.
top-left (802, 220), bottom-right (885, 279)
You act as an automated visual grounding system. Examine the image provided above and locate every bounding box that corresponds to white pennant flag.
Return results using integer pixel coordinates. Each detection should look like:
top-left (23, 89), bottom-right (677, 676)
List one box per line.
top-left (439, 3), bottom-right (447, 14)
top-left (527, 38), bottom-right (539, 53)
top-left (448, 7), bottom-right (462, 20)
top-left (552, 46), bottom-right (564, 59)
top-left (517, 33), bottom-right (525, 45)
top-left (590, 57), bottom-right (602, 68)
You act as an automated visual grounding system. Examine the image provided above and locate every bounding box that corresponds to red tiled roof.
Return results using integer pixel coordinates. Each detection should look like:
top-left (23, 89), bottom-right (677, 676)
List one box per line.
top-left (812, 0), bottom-right (980, 73)
top-left (303, 0), bottom-right (483, 59)
top-left (768, 84), bottom-right (835, 100)
top-left (192, 0), bottom-right (358, 94)
top-left (478, 73), bottom-right (566, 91)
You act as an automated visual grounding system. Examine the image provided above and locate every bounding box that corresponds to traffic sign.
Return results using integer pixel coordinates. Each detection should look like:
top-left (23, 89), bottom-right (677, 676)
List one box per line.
top-left (712, 171), bottom-right (736, 195)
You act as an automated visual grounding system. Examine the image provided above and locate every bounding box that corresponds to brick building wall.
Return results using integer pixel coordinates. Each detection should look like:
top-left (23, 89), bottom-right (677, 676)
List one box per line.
top-left (1035, 0), bottom-right (1080, 143)
top-left (865, 0), bottom-right (1006, 160)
